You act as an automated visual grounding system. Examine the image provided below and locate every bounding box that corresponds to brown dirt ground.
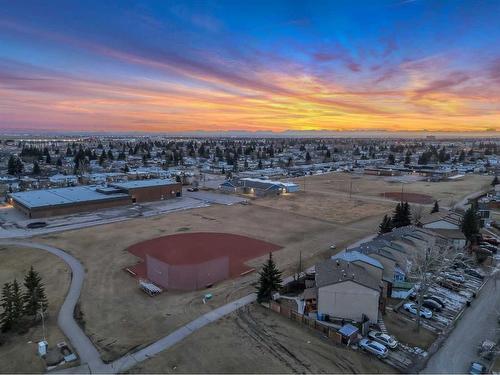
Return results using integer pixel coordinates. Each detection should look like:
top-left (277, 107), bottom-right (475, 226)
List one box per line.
top-left (383, 310), bottom-right (437, 350)
top-left (253, 190), bottom-right (393, 224)
top-left (35, 202), bottom-right (386, 362)
top-left (289, 173), bottom-right (491, 207)
top-left (0, 246), bottom-right (71, 373)
top-left (128, 303), bottom-right (396, 374)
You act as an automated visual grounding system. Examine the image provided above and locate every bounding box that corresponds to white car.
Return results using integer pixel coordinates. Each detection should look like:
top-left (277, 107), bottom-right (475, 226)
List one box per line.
top-left (359, 338), bottom-right (389, 358)
top-left (403, 303), bottom-right (433, 319)
top-left (368, 330), bottom-right (398, 349)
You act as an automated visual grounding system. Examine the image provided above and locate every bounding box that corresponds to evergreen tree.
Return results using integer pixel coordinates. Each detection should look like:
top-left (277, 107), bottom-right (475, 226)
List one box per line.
top-left (7, 155), bottom-right (16, 175)
top-left (402, 202), bottom-right (412, 226)
top-left (32, 161), bottom-right (41, 175)
top-left (431, 200), bottom-right (440, 213)
top-left (378, 214), bottom-right (393, 234)
top-left (492, 175), bottom-right (499, 186)
top-left (461, 206), bottom-right (480, 241)
top-left (256, 253), bottom-right (282, 303)
top-left (0, 282), bottom-right (13, 332)
top-left (23, 266), bottom-right (48, 317)
top-left (11, 280), bottom-right (24, 327)
top-left (391, 201), bottom-right (412, 228)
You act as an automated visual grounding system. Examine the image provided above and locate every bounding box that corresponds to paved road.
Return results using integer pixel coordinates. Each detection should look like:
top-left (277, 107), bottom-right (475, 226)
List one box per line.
top-left (422, 276), bottom-right (500, 374)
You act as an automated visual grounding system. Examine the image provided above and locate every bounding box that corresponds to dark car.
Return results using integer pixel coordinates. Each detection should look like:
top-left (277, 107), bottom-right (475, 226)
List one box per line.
top-left (423, 299), bottom-right (442, 312)
top-left (425, 295), bottom-right (446, 308)
top-left (480, 243), bottom-right (498, 254)
top-left (26, 221), bottom-right (47, 229)
top-left (187, 187), bottom-right (199, 192)
top-left (465, 269), bottom-right (484, 280)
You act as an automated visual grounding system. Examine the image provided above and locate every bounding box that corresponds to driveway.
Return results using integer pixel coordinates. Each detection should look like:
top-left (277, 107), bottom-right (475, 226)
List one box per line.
top-left (422, 275), bottom-right (500, 374)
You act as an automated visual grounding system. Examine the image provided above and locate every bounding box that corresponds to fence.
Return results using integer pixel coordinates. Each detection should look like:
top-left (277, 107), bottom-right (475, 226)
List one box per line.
top-left (269, 301), bottom-right (343, 345)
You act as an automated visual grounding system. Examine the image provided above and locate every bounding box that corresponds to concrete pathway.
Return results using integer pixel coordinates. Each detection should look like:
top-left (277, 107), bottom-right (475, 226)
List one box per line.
top-left (0, 240), bottom-right (106, 372)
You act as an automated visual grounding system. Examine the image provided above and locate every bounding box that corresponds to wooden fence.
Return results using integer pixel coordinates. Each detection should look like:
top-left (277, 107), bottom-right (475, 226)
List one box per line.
top-left (269, 301), bottom-right (343, 344)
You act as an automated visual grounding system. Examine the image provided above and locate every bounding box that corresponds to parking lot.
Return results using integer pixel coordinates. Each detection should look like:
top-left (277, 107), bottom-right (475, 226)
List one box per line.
top-left (398, 270), bottom-right (486, 333)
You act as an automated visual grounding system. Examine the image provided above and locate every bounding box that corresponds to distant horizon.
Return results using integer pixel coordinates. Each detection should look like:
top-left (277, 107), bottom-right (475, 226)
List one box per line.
top-left (1, 128), bottom-right (499, 140)
top-left (1, 1), bottom-right (499, 133)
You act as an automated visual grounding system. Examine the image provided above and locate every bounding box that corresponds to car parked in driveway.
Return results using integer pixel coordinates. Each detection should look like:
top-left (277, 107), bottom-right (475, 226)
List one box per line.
top-left (359, 338), bottom-right (389, 358)
top-left (368, 330), bottom-right (398, 349)
top-left (409, 293), bottom-right (445, 308)
top-left (403, 303), bottom-right (433, 318)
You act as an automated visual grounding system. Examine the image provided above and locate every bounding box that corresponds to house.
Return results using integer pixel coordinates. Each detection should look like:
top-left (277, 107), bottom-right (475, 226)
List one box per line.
top-left (419, 210), bottom-right (462, 230)
top-left (315, 258), bottom-right (381, 323)
top-left (331, 250), bottom-right (383, 282)
top-left (428, 228), bottom-right (466, 250)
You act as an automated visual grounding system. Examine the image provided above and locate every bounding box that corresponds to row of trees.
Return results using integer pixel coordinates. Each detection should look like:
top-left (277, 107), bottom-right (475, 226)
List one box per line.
top-left (0, 267), bottom-right (47, 333)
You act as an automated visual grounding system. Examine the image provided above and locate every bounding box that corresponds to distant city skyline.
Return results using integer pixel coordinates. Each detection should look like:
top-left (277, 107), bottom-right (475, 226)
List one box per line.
top-left (0, 0), bottom-right (499, 133)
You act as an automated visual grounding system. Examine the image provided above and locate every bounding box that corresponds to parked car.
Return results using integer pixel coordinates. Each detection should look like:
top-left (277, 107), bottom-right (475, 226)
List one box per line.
top-left (368, 331), bottom-right (398, 349)
top-left (437, 277), bottom-right (461, 291)
top-left (423, 299), bottom-right (442, 312)
top-left (359, 338), bottom-right (389, 358)
top-left (480, 244), bottom-right (497, 254)
top-left (408, 293), bottom-right (445, 308)
top-left (444, 272), bottom-right (465, 283)
top-left (465, 269), bottom-right (484, 280)
top-left (26, 221), bottom-right (48, 229)
top-left (481, 236), bottom-right (499, 245)
top-left (403, 303), bottom-right (433, 318)
top-left (469, 361), bottom-right (487, 374)
top-left (425, 295), bottom-right (446, 308)
top-left (187, 187), bottom-right (199, 192)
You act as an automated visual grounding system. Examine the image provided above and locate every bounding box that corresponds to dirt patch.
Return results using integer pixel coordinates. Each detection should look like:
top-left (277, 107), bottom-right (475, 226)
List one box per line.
top-left (126, 232), bottom-right (281, 279)
top-left (384, 310), bottom-right (437, 349)
top-left (0, 246), bottom-right (71, 373)
top-left (128, 303), bottom-right (396, 373)
top-left (381, 192), bottom-right (434, 204)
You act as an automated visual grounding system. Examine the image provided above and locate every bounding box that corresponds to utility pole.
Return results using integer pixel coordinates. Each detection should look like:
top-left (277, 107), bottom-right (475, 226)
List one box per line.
top-left (349, 177), bottom-right (353, 200)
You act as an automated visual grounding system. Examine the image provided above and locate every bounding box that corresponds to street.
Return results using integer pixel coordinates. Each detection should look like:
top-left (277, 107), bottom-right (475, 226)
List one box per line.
top-left (423, 275), bottom-right (500, 373)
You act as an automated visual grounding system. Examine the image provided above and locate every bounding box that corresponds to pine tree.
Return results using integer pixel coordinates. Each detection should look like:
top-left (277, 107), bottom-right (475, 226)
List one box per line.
top-left (431, 200), bottom-right (440, 213)
top-left (256, 253), bottom-right (282, 303)
top-left (0, 282), bottom-right (13, 332)
top-left (23, 266), bottom-right (48, 318)
top-left (492, 176), bottom-right (499, 186)
top-left (11, 280), bottom-right (24, 328)
top-left (461, 206), bottom-right (480, 241)
top-left (402, 202), bottom-right (412, 226)
top-left (8, 155), bottom-right (16, 175)
top-left (33, 161), bottom-right (41, 175)
top-left (378, 214), bottom-right (393, 234)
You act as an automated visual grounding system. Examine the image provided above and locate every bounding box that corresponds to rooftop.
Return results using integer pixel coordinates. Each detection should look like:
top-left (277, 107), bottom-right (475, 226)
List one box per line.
top-left (10, 186), bottom-right (129, 209)
top-left (110, 178), bottom-right (177, 190)
top-left (331, 250), bottom-right (384, 270)
top-left (315, 258), bottom-right (380, 291)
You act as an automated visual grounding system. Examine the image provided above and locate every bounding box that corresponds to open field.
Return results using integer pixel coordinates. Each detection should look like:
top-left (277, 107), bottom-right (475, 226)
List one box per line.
top-left (0, 246), bottom-right (71, 373)
top-left (254, 190), bottom-right (393, 224)
top-left (289, 173), bottom-right (492, 207)
top-left (35, 202), bottom-right (383, 362)
top-left (129, 303), bottom-right (397, 374)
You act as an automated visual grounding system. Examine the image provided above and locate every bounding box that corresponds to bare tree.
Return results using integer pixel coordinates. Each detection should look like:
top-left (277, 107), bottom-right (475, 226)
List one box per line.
top-left (412, 204), bottom-right (424, 225)
top-left (407, 244), bottom-right (460, 331)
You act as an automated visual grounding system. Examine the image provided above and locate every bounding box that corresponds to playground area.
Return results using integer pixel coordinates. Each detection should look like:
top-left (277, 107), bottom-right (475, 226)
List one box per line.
top-left (126, 232), bottom-right (281, 290)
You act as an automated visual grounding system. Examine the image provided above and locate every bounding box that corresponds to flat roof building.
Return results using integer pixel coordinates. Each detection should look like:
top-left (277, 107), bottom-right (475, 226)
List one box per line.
top-left (8, 178), bottom-right (182, 218)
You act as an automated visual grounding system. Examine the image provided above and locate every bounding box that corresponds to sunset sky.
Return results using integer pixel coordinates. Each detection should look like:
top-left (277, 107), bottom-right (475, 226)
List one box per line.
top-left (0, 0), bottom-right (499, 133)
